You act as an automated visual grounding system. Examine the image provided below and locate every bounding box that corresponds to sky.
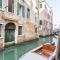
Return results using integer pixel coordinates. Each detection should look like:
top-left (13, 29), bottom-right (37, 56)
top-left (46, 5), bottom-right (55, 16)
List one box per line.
top-left (48, 0), bottom-right (60, 29)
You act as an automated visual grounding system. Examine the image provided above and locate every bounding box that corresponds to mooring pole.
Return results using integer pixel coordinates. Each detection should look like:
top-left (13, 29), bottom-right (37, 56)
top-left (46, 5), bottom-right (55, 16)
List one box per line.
top-left (56, 32), bottom-right (60, 60)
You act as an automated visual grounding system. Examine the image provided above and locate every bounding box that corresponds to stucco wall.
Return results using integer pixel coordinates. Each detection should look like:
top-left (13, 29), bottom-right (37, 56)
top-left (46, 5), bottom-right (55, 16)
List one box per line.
top-left (0, 0), bottom-right (39, 47)
top-left (0, 38), bottom-right (4, 49)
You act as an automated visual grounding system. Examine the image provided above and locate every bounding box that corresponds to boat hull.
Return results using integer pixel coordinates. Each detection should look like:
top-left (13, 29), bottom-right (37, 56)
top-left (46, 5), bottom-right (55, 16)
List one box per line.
top-left (19, 43), bottom-right (56, 60)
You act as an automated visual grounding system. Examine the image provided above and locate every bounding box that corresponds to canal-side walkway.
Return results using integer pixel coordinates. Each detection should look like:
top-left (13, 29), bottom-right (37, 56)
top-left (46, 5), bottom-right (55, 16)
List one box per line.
top-left (0, 36), bottom-right (57, 60)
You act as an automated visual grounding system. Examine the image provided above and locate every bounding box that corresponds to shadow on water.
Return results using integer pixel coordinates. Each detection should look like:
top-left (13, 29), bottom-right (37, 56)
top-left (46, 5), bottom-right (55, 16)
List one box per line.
top-left (0, 36), bottom-right (58, 60)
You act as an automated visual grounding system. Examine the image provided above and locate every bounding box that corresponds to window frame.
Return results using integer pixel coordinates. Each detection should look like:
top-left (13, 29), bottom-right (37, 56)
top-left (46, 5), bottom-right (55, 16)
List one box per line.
top-left (22, 5), bottom-right (25, 17)
top-left (35, 27), bottom-right (37, 33)
top-left (40, 20), bottom-right (42, 25)
top-left (0, 0), bottom-right (2, 8)
top-left (17, 3), bottom-right (22, 16)
top-left (27, 8), bottom-right (30, 18)
top-left (0, 24), bottom-right (2, 37)
top-left (18, 26), bottom-right (22, 35)
top-left (8, 0), bottom-right (14, 13)
top-left (45, 5), bottom-right (46, 8)
top-left (17, 3), bottom-right (25, 17)
top-left (40, 4), bottom-right (42, 8)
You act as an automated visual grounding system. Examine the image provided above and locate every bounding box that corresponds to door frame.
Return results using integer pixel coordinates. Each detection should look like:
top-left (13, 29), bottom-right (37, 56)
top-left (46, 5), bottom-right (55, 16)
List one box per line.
top-left (5, 23), bottom-right (16, 42)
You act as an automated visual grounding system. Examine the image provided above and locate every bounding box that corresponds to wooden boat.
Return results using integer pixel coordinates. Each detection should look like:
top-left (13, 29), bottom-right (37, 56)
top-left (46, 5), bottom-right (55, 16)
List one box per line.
top-left (19, 43), bottom-right (56, 60)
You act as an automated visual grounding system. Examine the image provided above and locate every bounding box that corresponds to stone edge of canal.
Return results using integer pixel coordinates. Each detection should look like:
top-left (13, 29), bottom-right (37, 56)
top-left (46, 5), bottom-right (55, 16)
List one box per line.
top-left (0, 38), bottom-right (39, 52)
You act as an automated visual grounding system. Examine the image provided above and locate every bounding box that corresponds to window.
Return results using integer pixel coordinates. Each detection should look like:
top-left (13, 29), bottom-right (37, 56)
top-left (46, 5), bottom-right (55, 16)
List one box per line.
top-left (18, 26), bottom-right (22, 35)
top-left (45, 5), bottom-right (46, 8)
top-left (22, 0), bottom-right (24, 2)
top-left (17, 4), bottom-right (25, 17)
top-left (27, 8), bottom-right (30, 18)
top-left (0, 0), bottom-right (2, 8)
top-left (35, 14), bottom-right (37, 22)
top-left (8, 0), bottom-right (14, 13)
top-left (40, 20), bottom-right (42, 25)
top-left (35, 28), bottom-right (37, 33)
top-left (0, 24), bottom-right (2, 37)
top-left (22, 6), bottom-right (25, 17)
top-left (47, 14), bottom-right (50, 19)
top-left (17, 4), bottom-right (22, 16)
top-left (40, 4), bottom-right (42, 8)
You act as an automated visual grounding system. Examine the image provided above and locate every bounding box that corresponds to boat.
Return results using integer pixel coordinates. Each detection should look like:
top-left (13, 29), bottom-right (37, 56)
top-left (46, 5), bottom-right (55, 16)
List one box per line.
top-left (18, 43), bottom-right (57, 60)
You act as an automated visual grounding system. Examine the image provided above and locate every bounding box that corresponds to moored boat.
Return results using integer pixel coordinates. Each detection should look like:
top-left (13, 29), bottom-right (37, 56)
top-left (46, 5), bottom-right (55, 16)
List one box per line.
top-left (19, 43), bottom-right (56, 60)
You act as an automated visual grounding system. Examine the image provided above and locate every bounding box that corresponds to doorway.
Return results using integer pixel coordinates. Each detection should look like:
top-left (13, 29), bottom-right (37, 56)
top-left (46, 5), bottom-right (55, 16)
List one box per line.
top-left (5, 23), bottom-right (16, 42)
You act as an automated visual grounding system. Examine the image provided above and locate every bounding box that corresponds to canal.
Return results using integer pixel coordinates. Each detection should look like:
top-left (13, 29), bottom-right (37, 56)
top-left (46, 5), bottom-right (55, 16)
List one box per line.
top-left (0, 36), bottom-right (58, 60)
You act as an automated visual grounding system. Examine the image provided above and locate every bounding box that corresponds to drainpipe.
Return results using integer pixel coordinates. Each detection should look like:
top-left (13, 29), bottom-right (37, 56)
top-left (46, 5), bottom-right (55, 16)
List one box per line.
top-left (37, 0), bottom-right (40, 36)
top-left (38, 0), bottom-right (39, 20)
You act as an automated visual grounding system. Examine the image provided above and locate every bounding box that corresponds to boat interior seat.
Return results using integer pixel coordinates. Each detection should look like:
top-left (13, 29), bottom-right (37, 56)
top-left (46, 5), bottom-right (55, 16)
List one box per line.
top-left (42, 44), bottom-right (56, 52)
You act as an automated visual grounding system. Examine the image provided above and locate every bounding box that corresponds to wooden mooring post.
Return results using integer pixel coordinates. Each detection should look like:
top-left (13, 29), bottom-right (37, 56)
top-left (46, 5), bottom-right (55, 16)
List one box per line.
top-left (55, 32), bottom-right (60, 60)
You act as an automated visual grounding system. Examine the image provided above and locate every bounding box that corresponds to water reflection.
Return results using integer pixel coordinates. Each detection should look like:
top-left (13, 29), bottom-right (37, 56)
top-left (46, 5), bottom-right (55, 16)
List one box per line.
top-left (53, 36), bottom-right (58, 45)
top-left (0, 47), bottom-right (17, 60)
top-left (0, 36), bottom-right (58, 60)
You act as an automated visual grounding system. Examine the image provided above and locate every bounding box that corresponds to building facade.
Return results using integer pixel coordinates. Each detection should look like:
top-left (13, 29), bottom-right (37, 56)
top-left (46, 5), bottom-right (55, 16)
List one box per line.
top-left (0, 0), bottom-right (39, 48)
top-left (38, 0), bottom-right (53, 36)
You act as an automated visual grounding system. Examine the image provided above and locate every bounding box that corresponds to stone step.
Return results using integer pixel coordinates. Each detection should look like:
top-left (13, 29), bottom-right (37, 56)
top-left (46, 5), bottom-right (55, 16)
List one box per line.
top-left (5, 41), bottom-right (15, 47)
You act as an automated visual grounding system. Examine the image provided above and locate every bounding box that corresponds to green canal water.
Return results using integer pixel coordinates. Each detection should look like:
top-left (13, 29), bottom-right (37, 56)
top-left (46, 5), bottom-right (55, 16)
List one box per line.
top-left (0, 36), bottom-right (58, 60)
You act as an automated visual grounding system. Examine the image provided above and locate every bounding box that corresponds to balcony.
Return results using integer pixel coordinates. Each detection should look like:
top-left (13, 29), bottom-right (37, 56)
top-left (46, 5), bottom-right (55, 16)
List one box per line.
top-left (2, 12), bottom-right (19, 21)
top-left (2, 11), bottom-right (24, 25)
top-left (1, 11), bottom-right (36, 26)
